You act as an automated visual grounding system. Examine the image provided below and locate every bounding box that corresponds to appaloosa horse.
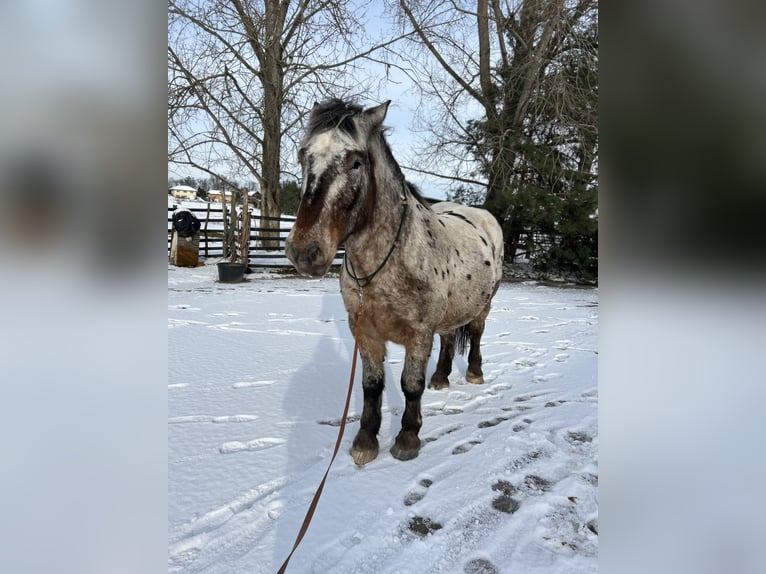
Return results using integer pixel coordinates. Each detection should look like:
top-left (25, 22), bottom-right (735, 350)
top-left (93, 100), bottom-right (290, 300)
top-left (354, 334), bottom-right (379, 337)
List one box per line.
top-left (285, 99), bottom-right (504, 465)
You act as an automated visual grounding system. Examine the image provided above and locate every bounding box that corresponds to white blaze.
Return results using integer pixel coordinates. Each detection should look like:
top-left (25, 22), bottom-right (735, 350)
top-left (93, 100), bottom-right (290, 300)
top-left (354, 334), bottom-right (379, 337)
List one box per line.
top-left (303, 130), bottom-right (360, 202)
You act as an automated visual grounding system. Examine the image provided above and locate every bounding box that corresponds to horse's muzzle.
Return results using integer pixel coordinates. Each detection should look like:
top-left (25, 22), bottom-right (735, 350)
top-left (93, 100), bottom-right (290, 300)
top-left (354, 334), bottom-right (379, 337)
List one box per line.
top-left (285, 239), bottom-right (332, 277)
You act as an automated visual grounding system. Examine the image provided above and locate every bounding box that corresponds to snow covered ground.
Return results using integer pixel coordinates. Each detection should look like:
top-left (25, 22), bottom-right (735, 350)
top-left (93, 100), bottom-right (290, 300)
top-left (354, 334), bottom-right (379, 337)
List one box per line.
top-left (168, 264), bottom-right (598, 573)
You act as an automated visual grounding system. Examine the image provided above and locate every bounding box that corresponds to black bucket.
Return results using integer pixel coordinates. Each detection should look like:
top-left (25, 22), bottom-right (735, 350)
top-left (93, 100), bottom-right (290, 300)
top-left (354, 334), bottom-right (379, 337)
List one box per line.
top-left (217, 262), bottom-right (246, 283)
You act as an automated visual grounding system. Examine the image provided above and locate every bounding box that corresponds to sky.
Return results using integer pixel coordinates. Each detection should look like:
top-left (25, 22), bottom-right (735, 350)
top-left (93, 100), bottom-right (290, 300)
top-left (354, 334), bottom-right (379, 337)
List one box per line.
top-left (167, 2), bottom-right (472, 202)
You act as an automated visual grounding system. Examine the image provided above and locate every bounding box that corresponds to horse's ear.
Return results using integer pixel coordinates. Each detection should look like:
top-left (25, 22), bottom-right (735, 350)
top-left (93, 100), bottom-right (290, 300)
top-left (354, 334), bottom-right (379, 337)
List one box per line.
top-left (365, 100), bottom-right (391, 128)
top-left (308, 101), bottom-right (322, 123)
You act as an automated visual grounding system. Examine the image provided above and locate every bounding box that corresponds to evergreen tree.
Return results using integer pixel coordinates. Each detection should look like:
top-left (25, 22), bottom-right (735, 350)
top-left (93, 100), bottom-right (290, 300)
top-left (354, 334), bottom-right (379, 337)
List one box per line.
top-left (279, 180), bottom-right (301, 216)
top-left (461, 10), bottom-right (598, 281)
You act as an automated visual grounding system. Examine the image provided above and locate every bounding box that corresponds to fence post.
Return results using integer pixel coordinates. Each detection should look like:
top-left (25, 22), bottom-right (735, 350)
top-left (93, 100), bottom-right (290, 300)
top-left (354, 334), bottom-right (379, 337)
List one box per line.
top-left (204, 203), bottom-right (210, 257)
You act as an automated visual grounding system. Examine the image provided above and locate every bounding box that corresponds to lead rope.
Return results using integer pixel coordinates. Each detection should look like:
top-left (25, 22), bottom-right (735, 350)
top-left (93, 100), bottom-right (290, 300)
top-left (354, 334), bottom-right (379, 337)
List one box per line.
top-left (276, 299), bottom-right (363, 574)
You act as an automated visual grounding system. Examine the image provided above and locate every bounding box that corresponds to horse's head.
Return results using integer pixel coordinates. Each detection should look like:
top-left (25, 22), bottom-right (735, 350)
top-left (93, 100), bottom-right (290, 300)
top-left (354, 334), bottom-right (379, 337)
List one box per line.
top-left (285, 99), bottom-right (390, 276)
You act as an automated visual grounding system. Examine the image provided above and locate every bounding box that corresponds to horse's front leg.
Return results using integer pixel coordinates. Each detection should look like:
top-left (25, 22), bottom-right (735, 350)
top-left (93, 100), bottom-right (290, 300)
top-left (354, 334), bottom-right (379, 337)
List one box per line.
top-left (391, 337), bottom-right (432, 461)
top-left (350, 337), bottom-right (386, 466)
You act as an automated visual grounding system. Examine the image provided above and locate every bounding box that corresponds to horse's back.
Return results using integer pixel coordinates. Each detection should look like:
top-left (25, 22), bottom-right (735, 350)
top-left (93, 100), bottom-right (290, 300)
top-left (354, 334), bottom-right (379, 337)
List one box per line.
top-left (432, 202), bottom-right (504, 273)
top-left (429, 202), bottom-right (503, 332)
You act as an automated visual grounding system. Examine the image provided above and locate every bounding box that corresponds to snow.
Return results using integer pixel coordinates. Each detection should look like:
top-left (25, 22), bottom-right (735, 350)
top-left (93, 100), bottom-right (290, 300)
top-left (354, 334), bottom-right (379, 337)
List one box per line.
top-left (168, 264), bottom-right (598, 573)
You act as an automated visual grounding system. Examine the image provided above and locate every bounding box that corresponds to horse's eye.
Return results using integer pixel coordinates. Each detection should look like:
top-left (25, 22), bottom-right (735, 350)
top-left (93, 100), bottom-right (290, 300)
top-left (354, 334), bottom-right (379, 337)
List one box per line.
top-left (351, 160), bottom-right (362, 170)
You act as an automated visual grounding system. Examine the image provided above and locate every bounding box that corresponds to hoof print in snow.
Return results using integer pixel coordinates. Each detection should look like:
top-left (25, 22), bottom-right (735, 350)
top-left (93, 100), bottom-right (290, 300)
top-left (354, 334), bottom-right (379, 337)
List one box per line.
top-left (407, 516), bottom-right (442, 537)
top-left (545, 400), bottom-right (567, 408)
top-left (491, 479), bottom-right (516, 496)
top-left (491, 494), bottom-right (520, 514)
top-left (586, 519), bottom-right (598, 535)
top-left (452, 440), bottom-right (482, 455)
top-left (404, 478), bottom-right (433, 506)
top-left (403, 491), bottom-right (424, 506)
top-left (464, 558), bottom-right (499, 574)
top-left (566, 431), bottom-right (592, 444)
top-left (523, 474), bottom-right (552, 492)
top-left (512, 421), bottom-right (529, 432)
top-left (422, 424), bottom-right (463, 446)
top-left (503, 404), bottom-right (531, 412)
top-left (511, 417), bottom-right (534, 432)
top-left (477, 416), bottom-right (509, 428)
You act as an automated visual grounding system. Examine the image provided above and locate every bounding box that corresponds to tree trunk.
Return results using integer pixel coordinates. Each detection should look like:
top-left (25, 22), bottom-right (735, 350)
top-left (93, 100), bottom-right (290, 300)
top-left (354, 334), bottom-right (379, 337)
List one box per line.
top-left (260, 95), bottom-right (282, 250)
top-left (258, 0), bottom-right (286, 250)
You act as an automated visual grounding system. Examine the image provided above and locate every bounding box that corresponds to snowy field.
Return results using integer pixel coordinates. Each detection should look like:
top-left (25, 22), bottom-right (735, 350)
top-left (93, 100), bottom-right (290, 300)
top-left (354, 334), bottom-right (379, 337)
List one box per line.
top-left (168, 264), bottom-right (598, 573)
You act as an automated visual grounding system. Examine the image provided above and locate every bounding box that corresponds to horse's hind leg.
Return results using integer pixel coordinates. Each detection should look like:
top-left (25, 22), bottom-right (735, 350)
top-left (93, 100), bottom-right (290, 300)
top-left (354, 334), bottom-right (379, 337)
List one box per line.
top-left (391, 337), bottom-right (431, 461)
top-left (351, 339), bottom-right (386, 466)
top-left (465, 317), bottom-right (486, 385)
top-left (428, 332), bottom-right (455, 390)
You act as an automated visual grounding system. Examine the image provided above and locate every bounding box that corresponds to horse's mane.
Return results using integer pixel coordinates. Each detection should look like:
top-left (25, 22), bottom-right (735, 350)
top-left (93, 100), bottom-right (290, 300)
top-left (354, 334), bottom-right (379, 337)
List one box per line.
top-left (307, 99), bottom-right (364, 139)
top-left (309, 98), bottom-right (431, 209)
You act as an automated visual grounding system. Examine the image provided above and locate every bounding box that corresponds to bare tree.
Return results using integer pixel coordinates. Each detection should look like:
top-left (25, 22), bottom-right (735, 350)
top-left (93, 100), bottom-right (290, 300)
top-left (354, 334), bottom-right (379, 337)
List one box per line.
top-left (169, 0), bottom-right (401, 247)
top-left (394, 0), bottom-right (597, 264)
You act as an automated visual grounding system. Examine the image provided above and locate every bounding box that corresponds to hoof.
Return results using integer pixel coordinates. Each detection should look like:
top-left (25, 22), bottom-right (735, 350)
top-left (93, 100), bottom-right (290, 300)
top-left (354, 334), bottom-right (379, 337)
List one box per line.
top-left (351, 446), bottom-right (379, 465)
top-left (390, 431), bottom-right (421, 461)
top-left (351, 431), bottom-right (379, 466)
top-left (428, 375), bottom-right (449, 390)
top-left (466, 371), bottom-right (484, 385)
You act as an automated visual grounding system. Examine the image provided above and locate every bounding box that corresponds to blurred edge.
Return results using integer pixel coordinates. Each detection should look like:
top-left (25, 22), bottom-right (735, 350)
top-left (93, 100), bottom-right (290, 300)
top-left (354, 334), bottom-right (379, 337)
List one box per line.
top-left (602, 0), bottom-right (766, 279)
top-left (601, 1), bottom-right (765, 574)
top-left (0, 0), bottom-right (764, 573)
top-left (0, 2), bottom-right (167, 574)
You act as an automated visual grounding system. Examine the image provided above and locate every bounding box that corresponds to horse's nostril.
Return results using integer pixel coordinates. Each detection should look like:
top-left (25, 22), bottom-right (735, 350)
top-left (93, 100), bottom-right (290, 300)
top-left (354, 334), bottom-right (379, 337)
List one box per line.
top-left (306, 243), bottom-right (321, 263)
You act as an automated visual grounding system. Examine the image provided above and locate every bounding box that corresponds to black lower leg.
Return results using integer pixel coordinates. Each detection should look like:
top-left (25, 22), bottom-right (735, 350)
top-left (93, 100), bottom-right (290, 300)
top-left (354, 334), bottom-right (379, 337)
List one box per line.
top-left (466, 320), bottom-right (485, 383)
top-left (391, 357), bottom-right (425, 460)
top-left (351, 356), bottom-right (384, 465)
top-left (429, 333), bottom-right (455, 389)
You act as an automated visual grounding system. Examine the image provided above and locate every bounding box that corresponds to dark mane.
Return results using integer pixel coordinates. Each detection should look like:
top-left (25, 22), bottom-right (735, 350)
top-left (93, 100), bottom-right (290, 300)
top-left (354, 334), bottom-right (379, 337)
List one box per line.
top-left (405, 181), bottom-right (430, 208)
top-left (308, 98), bottom-right (364, 138)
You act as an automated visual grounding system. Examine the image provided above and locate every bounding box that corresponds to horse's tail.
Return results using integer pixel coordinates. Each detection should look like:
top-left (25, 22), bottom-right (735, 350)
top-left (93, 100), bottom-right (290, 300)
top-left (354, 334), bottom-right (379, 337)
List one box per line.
top-left (455, 324), bottom-right (471, 356)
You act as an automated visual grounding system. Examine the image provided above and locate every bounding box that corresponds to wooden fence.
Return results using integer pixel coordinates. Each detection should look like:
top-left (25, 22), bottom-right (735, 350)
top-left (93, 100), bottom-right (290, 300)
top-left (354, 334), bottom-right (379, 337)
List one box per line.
top-left (168, 204), bottom-right (344, 269)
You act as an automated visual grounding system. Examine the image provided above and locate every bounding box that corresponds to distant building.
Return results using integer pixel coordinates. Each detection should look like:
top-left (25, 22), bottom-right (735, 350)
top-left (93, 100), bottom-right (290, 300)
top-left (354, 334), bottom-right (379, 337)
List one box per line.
top-left (207, 189), bottom-right (234, 203)
top-left (169, 185), bottom-right (197, 201)
top-left (247, 189), bottom-right (261, 209)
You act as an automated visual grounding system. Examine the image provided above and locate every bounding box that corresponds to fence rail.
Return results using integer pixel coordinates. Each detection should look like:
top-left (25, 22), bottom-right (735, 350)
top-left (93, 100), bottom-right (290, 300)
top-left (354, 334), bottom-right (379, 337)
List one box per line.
top-left (168, 204), bottom-right (343, 268)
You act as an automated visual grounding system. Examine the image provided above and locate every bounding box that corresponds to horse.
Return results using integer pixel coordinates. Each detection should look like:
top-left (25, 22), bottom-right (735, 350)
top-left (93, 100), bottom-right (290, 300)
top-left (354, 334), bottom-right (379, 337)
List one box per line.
top-left (285, 99), bottom-right (504, 465)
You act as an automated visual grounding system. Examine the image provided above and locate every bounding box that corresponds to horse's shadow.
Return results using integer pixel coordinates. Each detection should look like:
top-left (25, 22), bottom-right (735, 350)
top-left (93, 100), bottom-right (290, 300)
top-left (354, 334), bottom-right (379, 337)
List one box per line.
top-left (274, 290), bottom-right (401, 569)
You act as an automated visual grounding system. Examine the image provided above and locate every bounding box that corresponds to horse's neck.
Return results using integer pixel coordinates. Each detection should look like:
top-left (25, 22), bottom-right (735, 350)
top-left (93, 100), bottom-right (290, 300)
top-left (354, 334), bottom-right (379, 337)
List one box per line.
top-left (344, 168), bottom-right (410, 277)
